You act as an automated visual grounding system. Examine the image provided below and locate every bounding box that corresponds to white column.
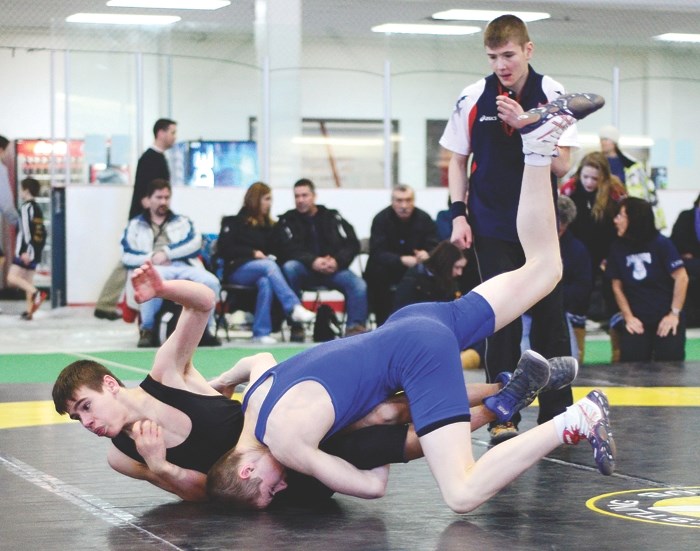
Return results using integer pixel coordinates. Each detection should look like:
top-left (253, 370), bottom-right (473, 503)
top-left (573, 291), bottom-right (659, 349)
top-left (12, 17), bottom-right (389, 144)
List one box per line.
top-left (255, 0), bottom-right (302, 187)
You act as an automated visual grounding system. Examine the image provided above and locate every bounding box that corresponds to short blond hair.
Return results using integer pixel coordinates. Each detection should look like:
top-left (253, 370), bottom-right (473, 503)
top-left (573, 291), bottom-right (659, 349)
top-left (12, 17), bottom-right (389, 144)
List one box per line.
top-left (206, 448), bottom-right (264, 509)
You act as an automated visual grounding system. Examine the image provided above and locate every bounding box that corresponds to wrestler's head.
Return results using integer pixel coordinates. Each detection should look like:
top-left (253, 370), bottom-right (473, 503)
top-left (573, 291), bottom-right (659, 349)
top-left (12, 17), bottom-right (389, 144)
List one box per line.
top-left (52, 360), bottom-right (127, 438)
top-left (207, 447), bottom-right (288, 509)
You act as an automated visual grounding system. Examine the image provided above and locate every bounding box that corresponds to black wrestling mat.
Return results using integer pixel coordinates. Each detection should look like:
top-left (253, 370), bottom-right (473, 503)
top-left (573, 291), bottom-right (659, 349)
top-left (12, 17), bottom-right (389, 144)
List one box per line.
top-left (1, 361), bottom-right (699, 550)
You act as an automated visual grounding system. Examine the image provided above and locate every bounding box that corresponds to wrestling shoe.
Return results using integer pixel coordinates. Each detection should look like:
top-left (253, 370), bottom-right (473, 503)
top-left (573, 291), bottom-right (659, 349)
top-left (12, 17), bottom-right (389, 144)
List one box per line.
top-left (519, 92), bottom-right (605, 156)
top-left (561, 389), bottom-right (616, 476)
top-left (540, 356), bottom-right (579, 393)
top-left (483, 350), bottom-right (551, 423)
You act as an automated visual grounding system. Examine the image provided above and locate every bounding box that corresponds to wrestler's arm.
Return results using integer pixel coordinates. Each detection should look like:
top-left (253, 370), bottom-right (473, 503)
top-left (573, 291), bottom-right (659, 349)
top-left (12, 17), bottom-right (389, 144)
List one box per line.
top-left (275, 443), bottom-right (389, 500)
top-left (107, 444), bottom-right (207, 502)
top-left (209, 353), bottom-right (277, 398)
top-left (132, 261), bottom-right (217, 390)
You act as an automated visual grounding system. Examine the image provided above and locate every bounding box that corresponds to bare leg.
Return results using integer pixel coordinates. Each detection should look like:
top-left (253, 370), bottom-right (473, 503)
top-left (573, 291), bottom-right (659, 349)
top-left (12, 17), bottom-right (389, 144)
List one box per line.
top-left (472, 163), bottom-right (562, 332)
top-left (419, 421), bottom-right (561, 512)
top-left (7, 264), bottom-right (38, 316)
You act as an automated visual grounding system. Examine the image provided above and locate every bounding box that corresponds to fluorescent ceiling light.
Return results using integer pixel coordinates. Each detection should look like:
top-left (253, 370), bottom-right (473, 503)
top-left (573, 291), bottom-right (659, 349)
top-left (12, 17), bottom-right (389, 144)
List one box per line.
top-left (106, 0), bottom-right (230, 9)
top-left (66, 13), bottom-right (180, 25)
top-left (293, 136), bottom-right (402, 147)
top-left (371, 24), bottom-right (480, 36)
top-left (654, 33), bottom-right (700, 44)
top-left (578, 133), bottom-right (654, 148)
top-left (432, 10), bottom-right (550, 23)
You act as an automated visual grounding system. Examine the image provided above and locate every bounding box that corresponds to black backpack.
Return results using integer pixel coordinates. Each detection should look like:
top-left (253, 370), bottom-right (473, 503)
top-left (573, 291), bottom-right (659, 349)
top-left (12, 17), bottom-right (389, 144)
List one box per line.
top-left (313, 304), bottom-right (342, 342)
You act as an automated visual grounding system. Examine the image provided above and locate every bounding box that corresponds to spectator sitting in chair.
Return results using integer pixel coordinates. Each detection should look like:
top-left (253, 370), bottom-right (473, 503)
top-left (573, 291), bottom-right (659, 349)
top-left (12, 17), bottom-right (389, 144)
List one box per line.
top-left (364, 184), bottom-right (439, 326)
top-left (217, 182), bottom-right (315, 344)
top-left (275, 178), bottom-right (368, 338)
top-left (121, 178), bottom-right (221, 348)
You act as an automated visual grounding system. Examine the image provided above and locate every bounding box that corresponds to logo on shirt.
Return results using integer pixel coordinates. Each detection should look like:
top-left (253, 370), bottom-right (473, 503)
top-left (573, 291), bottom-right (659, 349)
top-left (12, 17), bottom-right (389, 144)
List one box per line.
top-left (479, 115), bottom-right (498, 122)
top-left (588, 487), bottom-right (700, 528)
top-left (626, 252), bottom-right (651, 280)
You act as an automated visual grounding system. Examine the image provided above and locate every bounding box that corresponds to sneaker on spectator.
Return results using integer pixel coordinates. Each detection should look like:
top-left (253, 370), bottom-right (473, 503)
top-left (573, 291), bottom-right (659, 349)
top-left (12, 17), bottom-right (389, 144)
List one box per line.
top-left (289, 322), bottom-right (305, 343)
top-left (199, 330), bottom-right (222, 347)
top-left (94, 308), bottom-right (122, 321)
top-left (344, 324), bottom-right (368, 337)
top-left (31, 290), bottom-right (48, 314)
top-left (489, 422), bottom-right (519, 446)
top-left (291, 304), bottom-right (315, 323)
top-left (252, 335), bottom-right (278, 345)
top-left (137, 329), bottom-right (156, 348)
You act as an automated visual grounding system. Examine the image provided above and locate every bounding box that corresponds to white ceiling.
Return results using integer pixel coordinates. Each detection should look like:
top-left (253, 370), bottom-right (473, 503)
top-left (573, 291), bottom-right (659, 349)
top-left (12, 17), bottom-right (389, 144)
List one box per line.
top-left (2, 0), bottom-right (700, 48)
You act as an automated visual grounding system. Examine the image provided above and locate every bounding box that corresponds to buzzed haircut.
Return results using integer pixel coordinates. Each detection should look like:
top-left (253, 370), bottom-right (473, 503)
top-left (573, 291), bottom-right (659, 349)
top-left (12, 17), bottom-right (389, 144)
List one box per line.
top-left (294, 178), bottom-right (315, 193)
top-left (484, 14), bottom-right (531, 49)
top-left (147, 178), bottom-right (171, 197)
top-left (153, 118), bottom-right (176, 138)
top-left (20, 177), bottom-right (41, 198)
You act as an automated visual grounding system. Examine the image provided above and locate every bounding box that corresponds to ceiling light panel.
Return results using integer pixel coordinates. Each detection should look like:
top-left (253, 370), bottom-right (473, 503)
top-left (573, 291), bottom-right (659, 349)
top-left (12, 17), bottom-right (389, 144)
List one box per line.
top-left (66, 13), bottom-right (180, 25)
top-left (432, 10), bottom-right (550, 23)
top-left (371, 24), bottom-right (480, 36)
top-left (654, 33), bottom-right (700, 43)
top-left (106, 0), bottom-right (230, 9)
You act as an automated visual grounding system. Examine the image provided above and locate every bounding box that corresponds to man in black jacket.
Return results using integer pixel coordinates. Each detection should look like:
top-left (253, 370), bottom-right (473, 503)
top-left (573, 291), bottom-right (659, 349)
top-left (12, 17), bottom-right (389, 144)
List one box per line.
top-left (275, 178), bottom-right (368, 336)
top-left (364, 184), bottom-right (439, 325)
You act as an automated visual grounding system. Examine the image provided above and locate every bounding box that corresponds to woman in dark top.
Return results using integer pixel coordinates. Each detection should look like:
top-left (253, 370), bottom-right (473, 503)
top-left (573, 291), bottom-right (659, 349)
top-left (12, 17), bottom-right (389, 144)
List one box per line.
top-left (393, 241), bottom-right (466, 312)
top-left (607, 197), bottom-right (688, 361)
top-left (217, 182), bottom-right (314, 343)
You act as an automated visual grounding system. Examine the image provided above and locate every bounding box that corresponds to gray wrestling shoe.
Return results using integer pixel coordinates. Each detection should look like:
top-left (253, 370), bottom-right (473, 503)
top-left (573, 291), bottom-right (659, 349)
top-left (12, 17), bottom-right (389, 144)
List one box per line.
top-left (483, 350), bottom-right (551, 423)
top-left (519, 92), bottom-right (605, 155)
top-left (541, 356), bottom-right (579, 392)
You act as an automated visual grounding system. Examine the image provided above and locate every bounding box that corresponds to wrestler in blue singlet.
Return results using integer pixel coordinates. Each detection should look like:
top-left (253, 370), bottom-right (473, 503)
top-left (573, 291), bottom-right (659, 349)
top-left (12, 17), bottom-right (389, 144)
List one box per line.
top-left (243, 291), bottom-right (496, 442)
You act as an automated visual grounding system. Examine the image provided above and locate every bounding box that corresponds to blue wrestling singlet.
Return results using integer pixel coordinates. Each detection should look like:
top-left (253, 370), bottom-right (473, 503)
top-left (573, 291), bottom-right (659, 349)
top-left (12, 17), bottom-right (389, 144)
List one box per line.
top-left (242, 291), bottom-right (496, 441)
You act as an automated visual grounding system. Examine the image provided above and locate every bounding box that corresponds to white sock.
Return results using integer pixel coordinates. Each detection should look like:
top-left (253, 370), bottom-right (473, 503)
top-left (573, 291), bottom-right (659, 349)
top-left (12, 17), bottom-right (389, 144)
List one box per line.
top-left (524, 153), bottom-right (553, 167)
top-left (552, 405), bottom-right (580, 444)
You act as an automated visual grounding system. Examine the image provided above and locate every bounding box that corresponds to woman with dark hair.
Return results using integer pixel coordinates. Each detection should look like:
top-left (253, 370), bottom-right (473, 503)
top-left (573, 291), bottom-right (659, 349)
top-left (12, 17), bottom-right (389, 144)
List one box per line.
top-left (606, 197), bottom-right (689, 361)
top-left (392, 240), bottom-right (467, 311)
top-left (217, 182), bottom-right (314, 343)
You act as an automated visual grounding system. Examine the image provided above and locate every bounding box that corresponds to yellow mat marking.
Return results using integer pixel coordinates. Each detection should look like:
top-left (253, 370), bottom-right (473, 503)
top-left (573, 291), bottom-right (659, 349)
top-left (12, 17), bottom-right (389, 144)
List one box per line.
top-left (0, 388), bottom-right (697, 430)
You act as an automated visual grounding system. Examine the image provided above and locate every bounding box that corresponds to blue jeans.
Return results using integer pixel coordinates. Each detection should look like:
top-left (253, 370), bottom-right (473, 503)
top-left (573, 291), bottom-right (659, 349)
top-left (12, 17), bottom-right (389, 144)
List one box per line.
top-left (139, 262), bottom-right (220, 331)
top-left (282, 260), bottom-right (368, 327)
top-left (229, 259), bottom-right (300, 337)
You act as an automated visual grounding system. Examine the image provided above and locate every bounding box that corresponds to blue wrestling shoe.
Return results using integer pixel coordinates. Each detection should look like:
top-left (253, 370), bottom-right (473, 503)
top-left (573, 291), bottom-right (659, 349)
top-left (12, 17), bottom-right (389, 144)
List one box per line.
top-left (483, 350), bottom-right (551, 424)
top-left (519, 93), bottom-right (605, 155)
top-left (540, 356), bottom-right (578, 392)
top-left (561, 389), bottom-right (616, 476)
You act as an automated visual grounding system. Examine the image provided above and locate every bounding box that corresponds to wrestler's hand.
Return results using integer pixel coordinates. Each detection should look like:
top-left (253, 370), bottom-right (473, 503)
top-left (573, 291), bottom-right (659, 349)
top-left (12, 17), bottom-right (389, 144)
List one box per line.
top-left (132, 419), bottom-right (168, 473)
top-left (367, 465), bottom-right (390, 496)
top-left (450, 216), bottom-right (472, 250)
top-left (132, 260), bottom-right (164, 303)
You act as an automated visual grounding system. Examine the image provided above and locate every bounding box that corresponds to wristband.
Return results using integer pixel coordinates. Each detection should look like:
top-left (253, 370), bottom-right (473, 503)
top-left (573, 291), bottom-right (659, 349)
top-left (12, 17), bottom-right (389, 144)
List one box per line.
top-left (449, 200), bottom-right (467, 221)
top-left (671, 307), bottom-right (681, 316)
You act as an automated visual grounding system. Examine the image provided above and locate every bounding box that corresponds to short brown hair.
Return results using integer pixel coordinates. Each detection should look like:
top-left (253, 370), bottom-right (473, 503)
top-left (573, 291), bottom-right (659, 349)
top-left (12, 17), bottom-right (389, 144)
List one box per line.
top-left (21, 177), bottom-right (41, 198)
top-left (207, 448), bottom-right (264, 509)
top-left (52, 360), bottom-right (124, 415)
top-left (483, 14), bottom-right (530, 49)
top-left (147, 178), bottom-right (171, 197)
